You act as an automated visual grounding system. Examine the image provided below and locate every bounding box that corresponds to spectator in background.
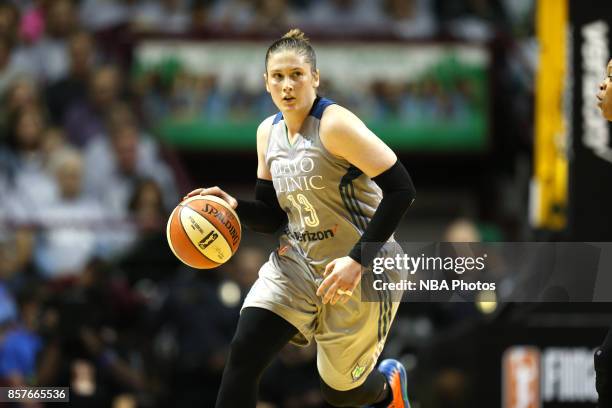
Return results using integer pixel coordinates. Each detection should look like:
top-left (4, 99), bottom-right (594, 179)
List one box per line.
top-left (83, 103), bottom-right (177, 216)
top-left (117, 178), bottom-right (182, 284)
top-left (14, 0), bottom-right (79, 83)
top-left (0, 76), bottom-right (42, 143)
top-left (40, 258), bottom-right (145, 408)
top-left (0, 2), bottom-right (19, 44)
top-left (0, 283), bottom-right (42, 387)
top-left (46, 31), bottom-right (97, 125)
top-left (19, 0), bottom-right (45, 44)
top-left (208, 0), bottom-right (257, 31)
top-left (32, 149), bottom-right (116, 279)
top-left (154, 266), bottom-right (239, 408)
top-left (190, 0), bottom-right (213, 32)
top-left (0, 222), bottom-right (34, 284)
top-left (2, 104), bottom-right (57, 221)
top-left (0, 36), bottom-right (23, 99)
top-left (132, 0), bottom-right (190, 34)
top-left (40, 125), bottom-right (67, 159)
top-left (63, 65), bottom-right (122, 147)
top-left (371, 80), bottom-right (405, 120)
top-left (305, 0), bottom-right (386, 33)
top-left (3, 76), bottom-right (41, 113)
top-left (251, 0), bottom-right (297, 32)
top-left (225, 246), bottom-right (267, 302)
top-left (383, 0), bottom-right (437, 39)
top-left (0, 105), bottom-right (43, 282)
top-left (79, 0), bottom-right (139, 32)
top-left (435, 0), bottom-right (508, 41)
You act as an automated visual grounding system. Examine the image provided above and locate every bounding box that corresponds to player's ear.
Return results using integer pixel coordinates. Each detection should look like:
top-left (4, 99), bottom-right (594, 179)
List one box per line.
top-left (264, 73), bottom-right (270, 93)
top-left (312, 69), bottom-right (320, 89)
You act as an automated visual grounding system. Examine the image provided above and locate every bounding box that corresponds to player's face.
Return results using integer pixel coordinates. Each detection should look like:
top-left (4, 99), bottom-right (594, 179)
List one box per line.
top-left (597, 59), bottom-right (612, 121)
top-left (265, 50), bottom-right (319, 113)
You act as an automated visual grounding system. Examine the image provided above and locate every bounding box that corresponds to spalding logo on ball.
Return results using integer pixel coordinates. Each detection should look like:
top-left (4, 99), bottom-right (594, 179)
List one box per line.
top-left (166, 195), bottom-right (241, 269)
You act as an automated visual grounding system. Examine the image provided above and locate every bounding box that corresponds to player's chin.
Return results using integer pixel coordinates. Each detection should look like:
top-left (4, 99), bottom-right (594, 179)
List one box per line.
top-left (279, 101), bottom-right (300, 112)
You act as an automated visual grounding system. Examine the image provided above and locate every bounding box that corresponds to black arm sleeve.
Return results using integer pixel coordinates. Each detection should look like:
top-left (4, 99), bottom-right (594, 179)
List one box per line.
top-left (348, 160), bottom-right (416, 266)
top-left (236, 179), bottom-right (287, 234)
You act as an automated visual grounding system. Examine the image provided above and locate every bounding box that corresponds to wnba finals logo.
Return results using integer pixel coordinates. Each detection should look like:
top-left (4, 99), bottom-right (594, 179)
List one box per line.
top-left (271, 157), bottom-right (325, 193)
top-left (503, 347), bottom-right (540, 408)
top-left (503, 346), bottom-right (598, 407)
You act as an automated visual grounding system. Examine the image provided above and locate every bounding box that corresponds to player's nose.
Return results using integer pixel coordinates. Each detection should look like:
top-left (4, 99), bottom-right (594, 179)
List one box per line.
top-left (282, 77), bottom-right (294, 90)
top-left (600, 81), bottom-right (607, 91)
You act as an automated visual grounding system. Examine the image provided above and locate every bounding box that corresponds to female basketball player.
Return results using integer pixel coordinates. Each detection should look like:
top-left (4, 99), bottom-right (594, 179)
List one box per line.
top-left (596, 59), bottom-right (612, 408)
top-left (185, 29), bottom-right (416, 408)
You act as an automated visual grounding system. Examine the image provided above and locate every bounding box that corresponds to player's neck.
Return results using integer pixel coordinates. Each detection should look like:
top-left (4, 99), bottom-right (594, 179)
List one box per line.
top-left (283, 96), bottom-right (316, 137)
top-left (283, 112), bottom-right (308, 140)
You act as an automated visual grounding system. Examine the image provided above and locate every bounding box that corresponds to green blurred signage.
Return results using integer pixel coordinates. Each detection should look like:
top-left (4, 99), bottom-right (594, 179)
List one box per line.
top-left (135, 41), bottom-right (489, 152)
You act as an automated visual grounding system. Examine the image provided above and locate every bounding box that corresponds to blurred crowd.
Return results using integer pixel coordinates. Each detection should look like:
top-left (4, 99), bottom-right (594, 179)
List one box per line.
top-left (0, 0), bottom-right (534, 407)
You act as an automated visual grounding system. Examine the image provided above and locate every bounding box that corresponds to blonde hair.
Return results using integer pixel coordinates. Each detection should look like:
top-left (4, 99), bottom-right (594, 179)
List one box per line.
top-left (265, 28), bottom-right (316, 73)
top-left (282, 28), bottom-right (309, 42)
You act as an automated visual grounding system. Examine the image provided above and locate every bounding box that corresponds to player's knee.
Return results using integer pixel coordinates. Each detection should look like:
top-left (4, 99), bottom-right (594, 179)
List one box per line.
top-left (319, 379), bottom-right (356, 407)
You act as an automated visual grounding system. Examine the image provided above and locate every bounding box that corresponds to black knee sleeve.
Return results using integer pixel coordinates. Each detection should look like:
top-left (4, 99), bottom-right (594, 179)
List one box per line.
top-left (225, 307), bottom-right (298, 378)
top-left (216, 308), bottom-right (299, 408)
top-left (320, 383), bottom-right (360, 407)
top-left (320, 372), bottom-right (388, 407)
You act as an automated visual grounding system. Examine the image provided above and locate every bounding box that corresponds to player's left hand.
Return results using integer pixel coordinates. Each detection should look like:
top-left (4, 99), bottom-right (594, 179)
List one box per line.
top-left (317, 256), bottom-right (362, 305)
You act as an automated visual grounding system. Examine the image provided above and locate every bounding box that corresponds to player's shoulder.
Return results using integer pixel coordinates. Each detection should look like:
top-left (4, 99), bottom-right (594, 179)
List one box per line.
top-left (257, 114), bottom-right (276, 137)
top-left (319, 104), bottom-right (368, 158)
top-left (319, 104), bottom-right (363, 135)
top-left (256, 114), bottom-right (276, 144)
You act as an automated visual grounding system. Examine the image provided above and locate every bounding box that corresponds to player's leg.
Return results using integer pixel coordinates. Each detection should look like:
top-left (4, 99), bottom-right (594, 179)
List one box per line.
top-left (595, 324), bottom-right (612, 407)
top-left (316, 246), bottom-right (410, 407)
top-left (320, 370), bottom-right (391, 407)
top-left (215, 306), bottom-right (298, 408)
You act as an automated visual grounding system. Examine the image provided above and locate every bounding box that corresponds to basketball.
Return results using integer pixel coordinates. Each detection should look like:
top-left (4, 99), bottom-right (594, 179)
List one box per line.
top-left (166, 195), bottom-right (241, 269)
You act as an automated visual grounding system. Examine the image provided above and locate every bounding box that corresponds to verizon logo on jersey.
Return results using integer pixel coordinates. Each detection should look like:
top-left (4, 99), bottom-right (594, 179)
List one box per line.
top-left (285, 225), bottom-right (337, 242)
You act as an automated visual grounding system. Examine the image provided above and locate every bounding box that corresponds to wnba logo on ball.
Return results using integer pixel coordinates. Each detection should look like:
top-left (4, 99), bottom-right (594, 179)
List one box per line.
top-left (503, 347), bottom-right (540, 408)
top-left (198, 231), bottom-right (219, 250)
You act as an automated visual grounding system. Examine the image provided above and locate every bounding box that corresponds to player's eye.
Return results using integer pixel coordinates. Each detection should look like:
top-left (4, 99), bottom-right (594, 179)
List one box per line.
top-left (273, 73), bottom-right (282, 80)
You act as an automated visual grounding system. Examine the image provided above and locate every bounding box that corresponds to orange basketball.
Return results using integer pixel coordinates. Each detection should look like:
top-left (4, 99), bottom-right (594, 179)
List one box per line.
top-left (166, 195), bottom-right (241, 269)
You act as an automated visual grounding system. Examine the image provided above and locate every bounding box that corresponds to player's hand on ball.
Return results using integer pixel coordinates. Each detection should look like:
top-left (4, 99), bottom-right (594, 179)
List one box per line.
top-left (317, 256), bottom-right (361, 305)
top-left (183, 186), bottom-right (238, 209)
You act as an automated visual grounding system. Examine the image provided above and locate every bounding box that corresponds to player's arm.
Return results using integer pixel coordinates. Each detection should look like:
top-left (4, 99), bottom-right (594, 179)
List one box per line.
top-left (320, 105), bottom-right (416, 266)
top-left (233, 116), bottom-right (287, 233)
top-left (184, 117), bottom-right (286, 233)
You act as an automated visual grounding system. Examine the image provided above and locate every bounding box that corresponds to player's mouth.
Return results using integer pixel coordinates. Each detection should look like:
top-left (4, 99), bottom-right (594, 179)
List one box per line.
top-left (282, 96), bottom-right (296, 103)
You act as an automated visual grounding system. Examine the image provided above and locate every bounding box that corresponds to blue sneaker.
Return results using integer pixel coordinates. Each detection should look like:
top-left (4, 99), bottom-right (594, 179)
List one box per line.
top-left (374, 359), bottom-right (411, 408)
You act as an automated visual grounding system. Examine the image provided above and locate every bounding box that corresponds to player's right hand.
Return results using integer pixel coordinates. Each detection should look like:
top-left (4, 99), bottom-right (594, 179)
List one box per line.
top-left (183, 186), bottom-right (238, 209)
